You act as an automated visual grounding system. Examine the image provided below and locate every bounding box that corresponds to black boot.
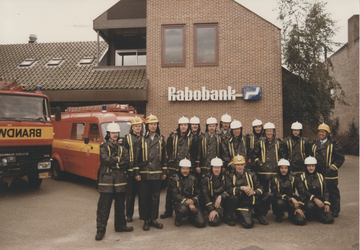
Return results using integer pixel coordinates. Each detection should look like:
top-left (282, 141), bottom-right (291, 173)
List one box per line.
top-left (160, 211), bottom-right (173, 219)
top-left (175, 215), bottom-right (182, 227)
top-left (95, 231), bottom-right (104, 241)
top-left (126, 216), bottom-right (133, 222)
top-left (150, 220), bottom-right (163, 229)
top-left (223, 216), bottom-right (236, 226)
top-left (257, 215), bottom-right (269, 225)
top-left (143, 220), bottom-right (150, 231)
top-left (115, 225), bottom-right (134, 232)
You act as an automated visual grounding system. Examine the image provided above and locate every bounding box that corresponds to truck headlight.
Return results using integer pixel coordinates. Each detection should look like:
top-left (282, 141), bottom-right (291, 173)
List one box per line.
top-left (1, 158), bottom-right (7, 167)
top-left (38, 161), bottom-right (51, 169)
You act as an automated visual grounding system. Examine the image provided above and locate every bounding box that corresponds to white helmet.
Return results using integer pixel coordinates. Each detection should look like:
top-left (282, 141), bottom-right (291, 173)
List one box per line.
top-left (178, 116), bottom-right (190, 124)
top-left (263, 122), bottom-right (275, 130)
top-left (190, 116), bottom-right (200, 124)
top-left (179, 158), bottom-right (191, 168)
top-left (206, 116), bottom-right (218, 125)
top-left (221, 114), bottom-right (232, 123)
top-left (304, 156), bottom-right (317, 165)
top-left (252, 119), bottom-right (263, 127)
top-left (230, 120), bottom-right (242, 129)
top-left (210, 157), bottom-right (223, 167)
top-left (278, 159), bottom-right (290, 166)
top-left (107, 122), bottom-right (121, 133)
top-left (291, 121), bottom-right (303, 130)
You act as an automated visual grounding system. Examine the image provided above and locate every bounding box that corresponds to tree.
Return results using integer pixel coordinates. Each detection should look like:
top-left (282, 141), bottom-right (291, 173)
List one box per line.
top-left (278, 0), bottom-right (347, 130)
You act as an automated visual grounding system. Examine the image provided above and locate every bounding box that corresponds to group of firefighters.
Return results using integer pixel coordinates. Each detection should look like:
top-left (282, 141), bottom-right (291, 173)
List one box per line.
top-left (95, 113), bottom-right (345, 241)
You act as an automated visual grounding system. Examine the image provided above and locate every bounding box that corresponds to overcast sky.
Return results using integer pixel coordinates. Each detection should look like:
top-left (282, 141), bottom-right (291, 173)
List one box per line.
top-left (0, 0), bottom-right (358, 51)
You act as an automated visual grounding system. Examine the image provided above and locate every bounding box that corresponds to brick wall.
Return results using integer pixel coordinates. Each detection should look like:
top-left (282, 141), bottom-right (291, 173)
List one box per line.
top-left (146, 0), bottom-right (283, 138)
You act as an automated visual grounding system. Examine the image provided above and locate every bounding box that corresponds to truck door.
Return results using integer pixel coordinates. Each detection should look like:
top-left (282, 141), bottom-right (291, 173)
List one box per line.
top-left (63, 122), bottom-right (86, 172)
top-left (81, 123), bottom-right (101, 180)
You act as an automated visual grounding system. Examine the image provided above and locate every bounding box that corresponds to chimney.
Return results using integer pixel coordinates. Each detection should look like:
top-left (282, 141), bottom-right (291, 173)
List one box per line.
top-left (29, 34), bottom-right (37, 44)
top-left (348, 15), bottom-right (359, 49)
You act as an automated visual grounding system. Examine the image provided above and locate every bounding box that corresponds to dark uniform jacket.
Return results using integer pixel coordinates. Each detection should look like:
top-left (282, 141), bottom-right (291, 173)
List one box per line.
top-left (98, 141), bottom-right (129, 193)
top-left (167, 132), bottom-right (193, 174)
top-left (218, 128), bottom-right (232, 141)
top-left (311, 139), bottom-right (345, 184)
top-left (170, 173), bottom-right (200, 206)
top-left (246, 133), bottom-right (262, 160)
top-left (251, 137), bottom-right (282, 180)
top-left (123, 132), bottom-right (142, 176)
top-left (189, 131), bottom-right (203, 170)
top-left (222, 135), bottom-right (247, 170)
top-left (281, 137), bottom-right (311, 174)
top-left (225, 170), bottom-right (264, 207)
top-left (199, 132), bottom-right (222, 175)
top-left (270, 173), bottom-right (306, 207)
top-left (300, 172), bottom-right (331, 206)
top-left (135, 133), bottom-right (167, 180)
top-left (201, 174), bottom-right (229, 212)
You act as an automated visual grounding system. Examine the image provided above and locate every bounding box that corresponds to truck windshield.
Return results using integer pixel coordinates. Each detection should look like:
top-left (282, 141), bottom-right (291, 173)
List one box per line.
top-left (0, 94), bottom-right (51, 122)
top-left (100, 122), bottom-right (132, 140)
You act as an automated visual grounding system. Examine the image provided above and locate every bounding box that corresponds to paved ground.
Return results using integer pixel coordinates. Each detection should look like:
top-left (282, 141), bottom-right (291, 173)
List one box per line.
top-left (0, 155), bottom-right (358, 250)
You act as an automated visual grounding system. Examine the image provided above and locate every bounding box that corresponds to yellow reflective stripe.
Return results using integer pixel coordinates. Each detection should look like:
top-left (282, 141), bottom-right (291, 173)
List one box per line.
top-left (98, 182), bottom-right (127, 186)
top-left (159, 138), bottom-right (162, 161)
top-left (250, 135), bottom-right (254, 150)
top-left (312, 144), bottom-right (317, 157)
top-left (169, 167), bottom-right (178, 171)
top-left (142, 137), bottom-right (145, 161)
top-left (145, 141), bottom-right (148, 161)
top-left (233, 187), bottom-right (236, 195)
top-left (325, 176), bottom-right (338, 180)
top-left (328, 144), bottom-right (333, 167)
top-left (257, 189), bottom-right (263, 195)
top-left (177, 180), bottom-right (181, 192)
top-left (317, 173), bottom-right (323, 197)
top-left (300, 139), bottom-right (305, 161)
top-left (261, 140), bottom-right (266, 164)
top-left (298, 201), bottom-right (304, 206)
top-left (291, 177), bottom-right (295, 195)
top-left (281, 194), bottom-right (286, 199)
top-left (139, 171), bottom-right (163, 174)
top-left (275, 178), bottom-right (280, 193)
top-left (243, 139), bottom-right (247, 155)
top-left (201, 166), bottom-right (211, 169)
top-left (257, 172), bottom-right (276, 175)
top-left (217, 136), bottom-right (220, 156)
top-left (194, 197), bottom-right (199, 203)
top-left (292, 171), bottom-right (304, 174)
top-left (127, 135), bottom-right (133, 162)
top-left (210, 180), bottom-right (213, 197)
top-left (332, 164), bottom-right (338, 170)
top-left (206, 202), bottom-right (212, 207)
top-left (174, 135), bottom-right (178, 158)
top-left (162, 167), bottom-right (167, 170)
top-left (227, 162), bottom-right (233, 167)
top-left (181, 198), bottom-right (186, 204)
top-left (236, 208), bottom-right (249, 211)
top-left (310, 195), bottom-right (314, 201)
top-left (192, 183), bottom-right (194, 196)
top-left (275, 141), bottom-right (279, 163)
top-left (324, 201), bottom-right (331, 205)
top-left (188, 137), bottom-right (192, 157)
top-left (288, 140), bottom-right (292, 162)
top-left (228, 141), bottom-right (233, 158)
top-left (107, 145), bottom-right (111, 157)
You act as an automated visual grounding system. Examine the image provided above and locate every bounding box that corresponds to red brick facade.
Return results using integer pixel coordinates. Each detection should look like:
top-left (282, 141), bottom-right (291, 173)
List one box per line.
top-left (146, 0), bottom-right (283, 137)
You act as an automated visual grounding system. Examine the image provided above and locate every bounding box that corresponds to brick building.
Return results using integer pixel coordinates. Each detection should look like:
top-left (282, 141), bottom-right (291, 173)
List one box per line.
top-left (329, 15), bottom-right (359, 134)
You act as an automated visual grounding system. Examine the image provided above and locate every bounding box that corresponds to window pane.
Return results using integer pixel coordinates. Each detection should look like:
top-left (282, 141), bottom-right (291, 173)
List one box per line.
top-left (70, 123), bottom-right (85, 140)
top-left (197, 27), bottom-right (215, 62)
top-left (165, 28), bottom-right (183, 63)
top-left (138, 55), bottom-right (146, 65)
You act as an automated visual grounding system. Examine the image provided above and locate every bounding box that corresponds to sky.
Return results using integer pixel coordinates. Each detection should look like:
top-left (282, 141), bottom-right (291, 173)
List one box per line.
top-left (0, 0), bottom-right (358, 52)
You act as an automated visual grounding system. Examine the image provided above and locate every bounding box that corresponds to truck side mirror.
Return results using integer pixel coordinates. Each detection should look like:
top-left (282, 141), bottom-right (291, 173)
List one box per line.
top-left (84, 137), bottom-right (89, 144)
top-left (55, 106), bottom-right (61, 121)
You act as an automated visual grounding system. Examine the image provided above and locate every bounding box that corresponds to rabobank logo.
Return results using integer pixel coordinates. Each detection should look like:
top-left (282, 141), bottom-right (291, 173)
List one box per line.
top-left (242, 86), bottom-right (262, 100)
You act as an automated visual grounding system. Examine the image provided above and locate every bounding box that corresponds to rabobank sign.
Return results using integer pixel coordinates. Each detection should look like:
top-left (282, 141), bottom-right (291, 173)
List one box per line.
top-left (168, 86), bottom-right (262, 101)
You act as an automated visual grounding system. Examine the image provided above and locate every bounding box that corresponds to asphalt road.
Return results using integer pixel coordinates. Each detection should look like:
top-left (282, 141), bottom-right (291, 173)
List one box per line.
top-left (0, 155), bottom-right (358, 250)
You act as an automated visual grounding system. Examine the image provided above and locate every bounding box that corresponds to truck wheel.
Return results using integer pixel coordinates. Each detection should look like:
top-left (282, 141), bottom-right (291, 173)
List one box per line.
top-left (28, 173), bottom-right (43, 188)
top-left (51, 160), bottom-right (64, 180)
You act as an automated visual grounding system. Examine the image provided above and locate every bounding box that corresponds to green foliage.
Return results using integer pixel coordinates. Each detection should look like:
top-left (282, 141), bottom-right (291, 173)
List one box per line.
top-left (278, 0), bottom-right (347, 130)
top-left (335, 121), bottom-right (359, 156)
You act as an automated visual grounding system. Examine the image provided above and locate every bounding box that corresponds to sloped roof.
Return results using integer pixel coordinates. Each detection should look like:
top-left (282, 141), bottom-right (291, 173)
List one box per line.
top-left (0, 41), bottom-right (147, 91)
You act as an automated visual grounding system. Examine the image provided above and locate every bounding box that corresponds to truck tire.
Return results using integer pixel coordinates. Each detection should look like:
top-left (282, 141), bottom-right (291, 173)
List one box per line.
top-left (28, 173), bottom-right (43, 188)
top-left (51, 160), bottom-right (64, 180)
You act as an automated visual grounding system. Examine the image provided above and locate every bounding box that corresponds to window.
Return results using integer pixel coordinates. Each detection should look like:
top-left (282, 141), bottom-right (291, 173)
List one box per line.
top-left (194, 24), bottom-right (219, 66)
top-left (79, 56), bottom-right (95, 65)
top-left (115, 50), bottom-right (146, 66)
top-left (162, 25), bottom-right (186, 67)
top-left (70, 123), bottom-right (85, 140)
top-left (19, 59), bottom-right (36, 67)
top-left (47, 58), bottom-right (63, 67)
top-left (88, 123), bottom-right (100, 142)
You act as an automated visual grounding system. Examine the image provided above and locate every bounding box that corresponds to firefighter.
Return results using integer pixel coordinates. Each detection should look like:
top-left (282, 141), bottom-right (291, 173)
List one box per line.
top-left (200, 157), bottom-right (231, 227)
top-left (225, 155), bottom-right (268, 228)
top-left (189, 116), bottom-right (203, 177)
top-left (281, 121), bottom-right (311, 176)
top-left (270, 159), bottom-right (307, 225)
top-left (311, 123), bottom-right (345, 218)
top-left (160, 116), bottom-right (193, 219)
top-left (218, 113), bottom-right (232, 140)
top-left (251, 122), bottom-right (282, 193)
top-left (300, 156), bottom-right (334, 224)
top-left (135, 114), bottom-right (167, 231)
top-left (246, 119), bottom-right (263, 170)
top-left (95, 123), bottom-right (133, 241)
top-left (124, 116), bottom-right (143, 222)
top-left (199, 117), bottom-right (222, 176)
top-left (170, 158), bottom-right (206, 228)
top-left (222, 119), bottom-right (247, 173)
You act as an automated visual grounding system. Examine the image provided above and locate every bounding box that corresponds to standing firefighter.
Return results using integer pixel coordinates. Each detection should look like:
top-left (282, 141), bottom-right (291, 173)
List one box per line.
top-left (170, 158), bottom-right (206, 228)
top-left (225, 155), bottom-right (268, 228)
top-left (189, 116), bottom-right (203, 177)
top-left (222, 119), bottom-right (247, 173)
top-left (135, 114), bottom-right (167, 231)
top-left (311, 123), bottom-right (344, 218)
top-left (161, 116), bottom-right (193, 219)
top-left (199, 117), bottom-right (222, 176)
top-left (124, 116), bottom-right (143, 222)
top-left (246, 119), bottom-right (263, 170)
top-left (281, 122), bottom-right (311, 176)
top-left (95, 123), bottom-right (133, 241)
top-left (218, 113), bottom-right (232, 140)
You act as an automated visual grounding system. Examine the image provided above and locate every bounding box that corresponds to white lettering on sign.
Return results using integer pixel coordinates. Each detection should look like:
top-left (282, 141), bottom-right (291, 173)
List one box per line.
top-left (168, 86), bottom-right (236, 101)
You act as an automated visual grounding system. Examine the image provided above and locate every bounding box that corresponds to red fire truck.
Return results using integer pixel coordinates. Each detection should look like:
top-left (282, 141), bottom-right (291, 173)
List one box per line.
top-left (0, 80), bottom-right (53, 187)
top-left (51, 104), bottom-right (144, 180)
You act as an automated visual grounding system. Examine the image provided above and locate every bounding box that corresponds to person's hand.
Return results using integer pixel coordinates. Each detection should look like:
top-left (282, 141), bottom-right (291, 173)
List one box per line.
top-left (135, 175), bottom-right (141, 181)
top-left (196, 167), bottom-right (201, 174)
top-left (241, 186), bottom-right (254, 196)
top-left (215, 196), bottom-right (222, 208)
top-left (314, 198), bottom-right (324, 208)
top-left (208, 210), bottom-right (219, 221)
top-left (291, 198), bottom-right (299, 209)
top-left (189, 204), bottom-right (196, 212)
top-left (161, 174), bottom-right (166, 180)
top-left (324, 205), bottom-right (330, 213)
top-left (295, 208), bottom-right (305, 218)
top-left (186, 199), bottom-right (194, 205)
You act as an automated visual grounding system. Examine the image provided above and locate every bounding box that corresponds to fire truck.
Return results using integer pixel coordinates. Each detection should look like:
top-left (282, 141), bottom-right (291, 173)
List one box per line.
top-left (51, 104), bottom-right (144, 180)
top-left (0, 79), bottom-right (53, 187)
